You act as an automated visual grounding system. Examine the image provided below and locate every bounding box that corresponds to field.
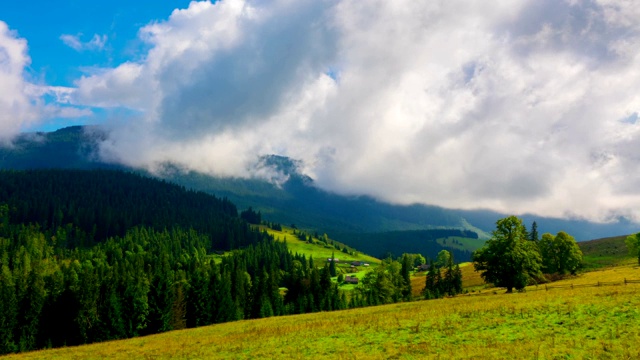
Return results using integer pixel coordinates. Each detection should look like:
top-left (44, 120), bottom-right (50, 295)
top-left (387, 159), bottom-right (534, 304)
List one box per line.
top-left (7, 264), bottom-right (640, 359)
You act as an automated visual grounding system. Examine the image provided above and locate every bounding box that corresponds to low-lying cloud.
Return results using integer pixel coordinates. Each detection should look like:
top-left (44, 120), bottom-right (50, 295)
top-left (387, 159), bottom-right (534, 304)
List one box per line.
top-left (13, 1), bottom-right (640, 222)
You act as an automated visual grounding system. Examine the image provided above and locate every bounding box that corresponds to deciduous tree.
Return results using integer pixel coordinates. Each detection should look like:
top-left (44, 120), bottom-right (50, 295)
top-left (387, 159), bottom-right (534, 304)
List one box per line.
top-left (538, 231), bottom-right (582, 275)
top-left (625, 232), bottom-right (640, 265)
top-left (472, 216), bottom-right (542, 293)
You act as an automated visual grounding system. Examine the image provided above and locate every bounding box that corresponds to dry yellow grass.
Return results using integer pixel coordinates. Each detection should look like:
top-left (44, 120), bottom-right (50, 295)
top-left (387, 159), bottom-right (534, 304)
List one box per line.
top-left (7, 265), bottom-right (640, 359)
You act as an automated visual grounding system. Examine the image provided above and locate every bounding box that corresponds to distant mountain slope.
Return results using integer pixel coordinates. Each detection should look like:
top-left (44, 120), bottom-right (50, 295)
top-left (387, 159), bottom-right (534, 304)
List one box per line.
top-left (333, 229), bottom-right (483, 262)
top-left (1, 126), bottom-right (636, 245)
top-left (0, 126), bottom-right (118, 170)
top-left (0, 169), bottom-right (258, 250)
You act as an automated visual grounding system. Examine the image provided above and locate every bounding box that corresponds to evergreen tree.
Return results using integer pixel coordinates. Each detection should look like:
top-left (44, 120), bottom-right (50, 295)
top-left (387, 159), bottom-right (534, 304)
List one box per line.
top-left (18, 267), bottom-right (46, 351)
top-left (329, 252), bottom-right (337, 277)
top-left (443, 256), bottom-right (455, 296)
top-left (529, 221), bottom-right (539, 242)
top-left (0, 264), bottom-right (17, 353)
top-left (400, 254), bottom-right (412, 301)
top-left (423, 260), bottom-right (438, 299)
top-left (215, 271), bottom-right (238, 323)
top-left (452, 264), bottom-right (463, 295)
top-left (186, 264), bottom-right (212, 328)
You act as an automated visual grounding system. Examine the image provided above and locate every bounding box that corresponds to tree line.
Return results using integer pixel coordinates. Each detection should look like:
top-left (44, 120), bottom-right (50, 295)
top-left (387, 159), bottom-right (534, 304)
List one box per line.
top-left (0, 169), bottom-right (252, 250)
top-left (473, 216), bottom-right (583, 293)
top-left (338, 229), bottom-right (477, 262)
top-left (422, 250), bottom-right (463, 299)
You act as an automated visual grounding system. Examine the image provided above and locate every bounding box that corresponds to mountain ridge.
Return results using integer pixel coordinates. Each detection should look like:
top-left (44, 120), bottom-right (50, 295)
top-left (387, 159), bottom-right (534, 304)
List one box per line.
top-left (0, 126), bottom-right (636, 244)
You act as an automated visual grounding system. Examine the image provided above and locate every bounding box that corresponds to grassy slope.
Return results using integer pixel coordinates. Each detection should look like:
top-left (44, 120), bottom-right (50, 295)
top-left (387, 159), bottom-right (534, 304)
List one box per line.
top-left (435, 236), bottom-right (486, 252)
top-left (578, 235), bottom-right (634, 269)
top-left (9, 264), bottom-right (640, 359)
top-left (261, 226), bottom-right (380, 265)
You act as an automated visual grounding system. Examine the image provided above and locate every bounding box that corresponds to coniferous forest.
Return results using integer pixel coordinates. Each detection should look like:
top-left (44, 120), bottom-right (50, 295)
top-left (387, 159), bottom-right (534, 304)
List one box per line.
top-left (0, 170), bottom-right (414, 354)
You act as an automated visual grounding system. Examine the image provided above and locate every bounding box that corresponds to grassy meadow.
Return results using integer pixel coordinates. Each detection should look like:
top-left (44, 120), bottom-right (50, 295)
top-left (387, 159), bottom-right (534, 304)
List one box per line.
top-left (260, 225), bottom-right (380, 265)
top-left (6, 263), bottom-right (640, 359)
top-left (578, 235), bottom-right (634, 269)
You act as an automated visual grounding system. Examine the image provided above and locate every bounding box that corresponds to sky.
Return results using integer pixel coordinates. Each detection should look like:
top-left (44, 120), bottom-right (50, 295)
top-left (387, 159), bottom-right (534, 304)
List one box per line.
top-left (1, 0), bottom-right (640, 223)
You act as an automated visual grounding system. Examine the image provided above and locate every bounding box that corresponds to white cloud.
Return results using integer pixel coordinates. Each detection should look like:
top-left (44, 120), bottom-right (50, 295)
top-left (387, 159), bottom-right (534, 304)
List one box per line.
top-left (0, 21), bottom-right (39, 144)
top-left (0, 22), bottom-right (94, 143)
top-left (60, 33), bottom-right (108, 52)
top-left (70, 0), bottom-right (640, 223)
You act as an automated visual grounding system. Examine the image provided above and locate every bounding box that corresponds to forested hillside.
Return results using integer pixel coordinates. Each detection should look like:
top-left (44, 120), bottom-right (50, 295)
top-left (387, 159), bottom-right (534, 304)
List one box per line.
top-left (0, 170), bottom-right (416, 355)
top-left (336, 229), bottom-right (481, 261)
top-left (0, 169), bottom-right (255, 250)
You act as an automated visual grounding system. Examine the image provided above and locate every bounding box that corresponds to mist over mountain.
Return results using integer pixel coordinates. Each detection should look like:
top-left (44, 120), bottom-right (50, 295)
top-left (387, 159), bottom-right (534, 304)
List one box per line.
top-left (0, 126), bottom-right (636, 244)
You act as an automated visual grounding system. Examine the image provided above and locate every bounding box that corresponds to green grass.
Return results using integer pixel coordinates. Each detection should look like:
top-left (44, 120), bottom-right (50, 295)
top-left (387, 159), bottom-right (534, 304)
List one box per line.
top-left (9, 264), bottom-right (640, 359)
top-left (435, 236), bottom-right (486, 252)
top-left (261, 226), bottom-right (380, 265)
top-left (579, 235), bottom-right (635, 269)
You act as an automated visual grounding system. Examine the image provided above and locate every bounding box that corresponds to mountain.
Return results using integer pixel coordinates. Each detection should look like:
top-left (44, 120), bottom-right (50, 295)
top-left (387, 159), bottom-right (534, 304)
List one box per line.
top-left (0, 126), bottom-right (636, 253)
top-left (0, 126), bottom-right (119, 170)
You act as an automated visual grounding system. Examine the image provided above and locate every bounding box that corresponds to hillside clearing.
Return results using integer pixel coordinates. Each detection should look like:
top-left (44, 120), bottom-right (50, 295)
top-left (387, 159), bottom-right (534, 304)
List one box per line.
top-left (261, 226), bottom-right (380, 265)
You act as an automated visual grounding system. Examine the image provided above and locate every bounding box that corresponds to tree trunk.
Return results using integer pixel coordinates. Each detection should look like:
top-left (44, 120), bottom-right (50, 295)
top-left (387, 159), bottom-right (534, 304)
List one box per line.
top-left (506, 287), bottom-right (513, 293)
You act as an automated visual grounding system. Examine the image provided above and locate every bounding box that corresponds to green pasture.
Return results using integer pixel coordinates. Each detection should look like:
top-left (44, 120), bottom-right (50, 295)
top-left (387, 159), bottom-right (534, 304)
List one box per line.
top-left (262, 226), bottom-right (380, 265)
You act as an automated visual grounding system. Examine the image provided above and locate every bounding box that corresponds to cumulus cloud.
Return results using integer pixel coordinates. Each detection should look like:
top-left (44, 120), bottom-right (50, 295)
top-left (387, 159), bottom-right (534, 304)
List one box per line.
top-left (71, 0), bottom-right (640, 223)
top-left (0, 22), bottom-right (93, 143)
top-left (0, 21), bottom-right (39, 143)
top-left (60, 33), bottom-right (108, 52)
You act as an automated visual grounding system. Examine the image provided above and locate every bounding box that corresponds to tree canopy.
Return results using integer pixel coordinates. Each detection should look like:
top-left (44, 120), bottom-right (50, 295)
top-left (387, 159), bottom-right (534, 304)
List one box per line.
top-left (625, 232), bottom-right (640, 265)
top-left (538, 231), bottom-right (582, 275)
top-left (472, 216), bottom-right (542, 292)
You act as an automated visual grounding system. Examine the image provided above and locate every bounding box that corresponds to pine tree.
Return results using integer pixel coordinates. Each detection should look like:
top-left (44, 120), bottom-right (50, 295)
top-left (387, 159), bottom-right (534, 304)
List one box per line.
top-left (423, 260), bottom-right (438, 299)
top-left (452, 264), bottom-right (463, 295)
top-left (400, 254), bottom-right (412, 301)
top-left (443, 256), bottom-right (455, 296)
top-left (215, 271), bottom-right (237, 323)
top-left (530, 221), bottom-right (539, 242)
top-left (170, 281), bottom-right (187, 330)
top-left (187, 264), bottom-right (211, 327)
top-left (18, 267), bottom-right (46, 351)
top-left (329, 252), bottom-right (337, 277)
top-left (0, 264), bottom-right (17, 354)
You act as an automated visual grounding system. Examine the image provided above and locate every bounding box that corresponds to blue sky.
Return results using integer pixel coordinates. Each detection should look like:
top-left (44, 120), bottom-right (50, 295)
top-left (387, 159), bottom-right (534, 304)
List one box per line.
top-left (1, 0), bottom-right (191, 131)
top-left (3, 0), bottom-right (191, 86)
top-left (0, 0), bottom-right (639, 222)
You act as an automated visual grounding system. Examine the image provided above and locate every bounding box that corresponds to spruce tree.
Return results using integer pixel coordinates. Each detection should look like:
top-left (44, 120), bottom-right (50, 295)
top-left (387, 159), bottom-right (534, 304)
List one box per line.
top-left (452, 264), bottom-right (463, 295)
top-left (215, 271), bottom-right (238, 323)
top-left (400, 254), bottom-right (412, 301)
top-left (329, 252), bottom-right (337, 277)
top-left (423, 260), bottom-right (439, 299)
top-left (0, 264), bottom-right (17, 353)
top-left (18, 268), bottom-right (46, 351)
top-left (530, 221), bottom-right (539, 242)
